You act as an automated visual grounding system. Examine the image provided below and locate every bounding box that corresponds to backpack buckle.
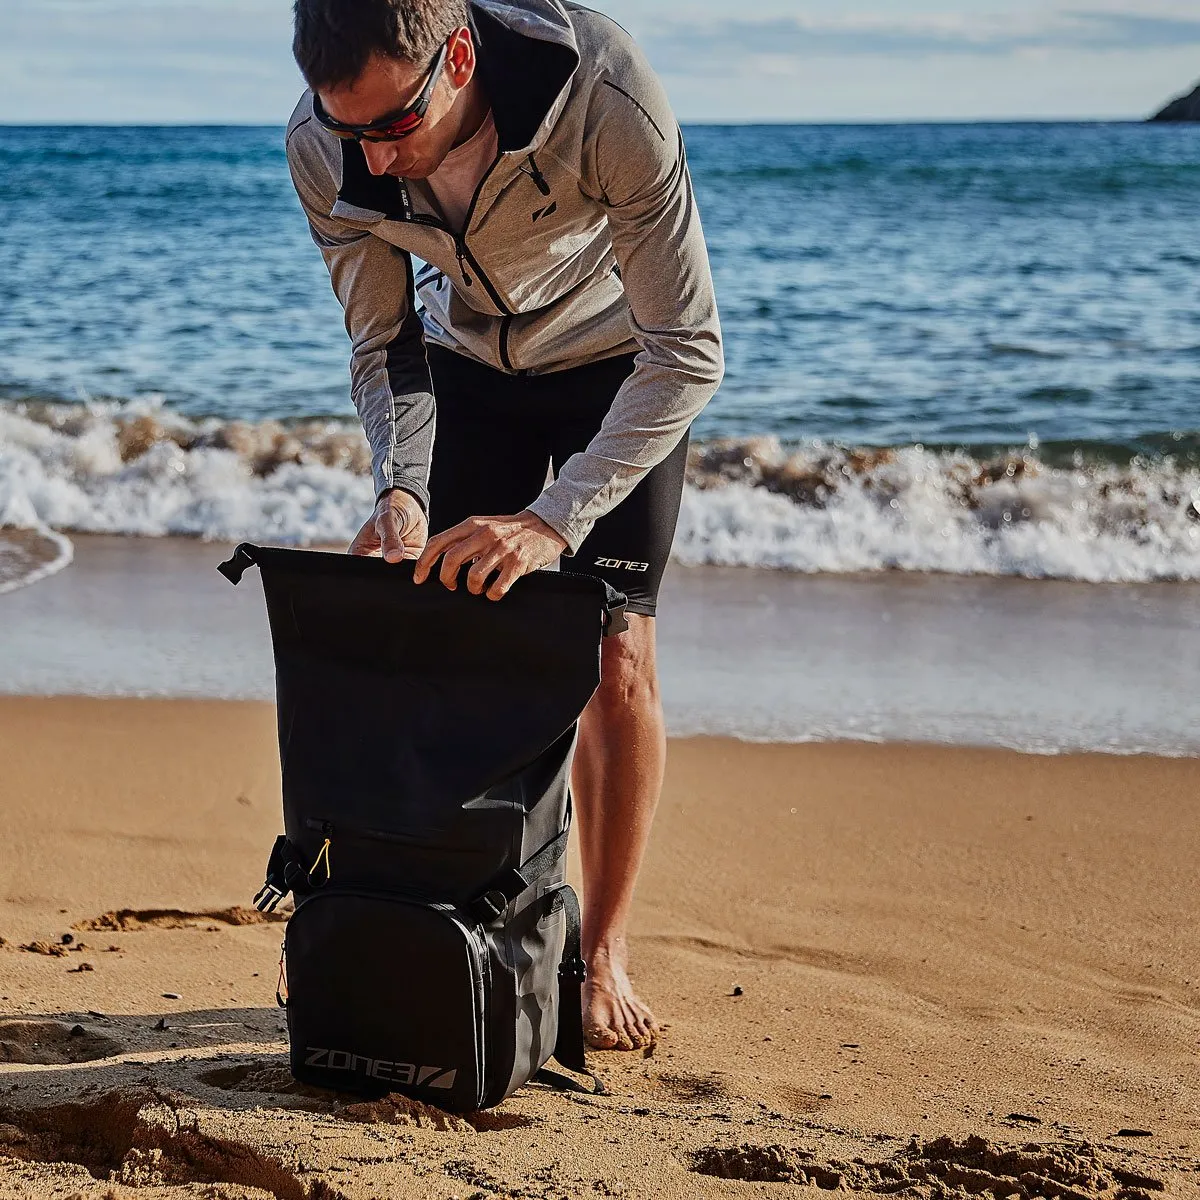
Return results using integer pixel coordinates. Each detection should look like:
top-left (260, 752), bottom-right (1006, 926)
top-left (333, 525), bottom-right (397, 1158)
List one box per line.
top-left (471, 889), bottom-right (509, 924)
top-left (559, 955), bottom-right (587, 984)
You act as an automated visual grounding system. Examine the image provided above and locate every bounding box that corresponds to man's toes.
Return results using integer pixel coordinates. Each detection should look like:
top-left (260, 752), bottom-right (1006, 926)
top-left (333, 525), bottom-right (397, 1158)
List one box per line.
top-left (634, 1015), bottom-right (657, 1045)
top-left (586, 1023), bottom-right (620, 1050)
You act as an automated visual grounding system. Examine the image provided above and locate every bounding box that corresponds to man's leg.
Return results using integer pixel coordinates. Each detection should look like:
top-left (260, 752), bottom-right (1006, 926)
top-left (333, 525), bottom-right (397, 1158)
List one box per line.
top-left (572, 613), bottom-right (664, 1050)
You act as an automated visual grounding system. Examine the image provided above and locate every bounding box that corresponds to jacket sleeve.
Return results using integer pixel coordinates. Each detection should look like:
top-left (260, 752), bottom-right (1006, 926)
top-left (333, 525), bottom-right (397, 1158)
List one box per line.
top-left (526, 52), bottom-right (724, 554)
top-left (286, 124), bottom-right (435, 511)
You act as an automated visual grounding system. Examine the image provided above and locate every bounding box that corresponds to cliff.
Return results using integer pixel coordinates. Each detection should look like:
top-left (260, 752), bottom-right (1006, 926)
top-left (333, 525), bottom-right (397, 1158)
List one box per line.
top-left (1150, 81), bottom-right (1200, 121)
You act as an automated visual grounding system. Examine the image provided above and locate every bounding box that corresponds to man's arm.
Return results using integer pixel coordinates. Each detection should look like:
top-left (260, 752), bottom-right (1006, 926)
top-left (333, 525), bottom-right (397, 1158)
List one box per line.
top-left (286, 120), bottom-right (435, 517)
top-left (525, 45), bottom-right (725, 555)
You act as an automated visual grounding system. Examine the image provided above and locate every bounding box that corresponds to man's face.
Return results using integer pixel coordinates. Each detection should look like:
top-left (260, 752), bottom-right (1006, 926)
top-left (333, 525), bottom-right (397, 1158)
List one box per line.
top-left (317, 27), bottom-right (476, 179)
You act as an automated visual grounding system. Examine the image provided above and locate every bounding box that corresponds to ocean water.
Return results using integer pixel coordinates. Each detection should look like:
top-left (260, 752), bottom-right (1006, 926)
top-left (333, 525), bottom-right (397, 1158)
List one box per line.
top-left (2, 121), bottom-right (1199, 589)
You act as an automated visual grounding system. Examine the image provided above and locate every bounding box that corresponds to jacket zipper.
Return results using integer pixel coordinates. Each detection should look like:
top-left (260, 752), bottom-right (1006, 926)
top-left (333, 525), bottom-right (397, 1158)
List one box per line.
top-left (498, 316), bottom-right (514, 372)
top-left (404, 158), bottom-right (523, 370)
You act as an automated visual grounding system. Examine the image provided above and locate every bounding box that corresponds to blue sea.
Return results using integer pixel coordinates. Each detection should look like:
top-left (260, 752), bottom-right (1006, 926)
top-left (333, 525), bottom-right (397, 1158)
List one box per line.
top-left (2, 121), bottom-right (1199, 585)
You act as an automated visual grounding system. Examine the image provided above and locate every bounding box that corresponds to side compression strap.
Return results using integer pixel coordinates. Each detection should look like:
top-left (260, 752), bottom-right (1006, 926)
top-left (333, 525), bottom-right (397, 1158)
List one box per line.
top-left (467, 825), bottom-right (570, 924)
top-left (553, 883), bottom-right (589, 1075)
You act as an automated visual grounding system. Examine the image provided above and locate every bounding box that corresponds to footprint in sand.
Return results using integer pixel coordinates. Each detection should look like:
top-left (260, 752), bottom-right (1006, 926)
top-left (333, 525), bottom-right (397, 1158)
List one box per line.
top-left (655, 1070), bottom-right (728, 1103)
top-left (689, 1133), bottom-right (1165, 1197)
top-left (75, 906), bottom-right (286, 933)
top-left (0, 1020), bottom-right (122, 1065)
top-left (0, 1088), bottom-right (349, 1199)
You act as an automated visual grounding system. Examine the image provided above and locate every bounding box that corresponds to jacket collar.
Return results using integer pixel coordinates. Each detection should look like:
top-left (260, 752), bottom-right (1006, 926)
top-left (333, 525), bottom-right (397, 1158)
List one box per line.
top-left (334, 0), bottom-right (579, 220)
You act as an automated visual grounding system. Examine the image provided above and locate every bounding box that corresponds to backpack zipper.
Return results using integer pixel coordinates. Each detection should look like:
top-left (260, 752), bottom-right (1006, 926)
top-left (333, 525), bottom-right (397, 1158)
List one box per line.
top-left (304, 816), bottom-right (472, 852)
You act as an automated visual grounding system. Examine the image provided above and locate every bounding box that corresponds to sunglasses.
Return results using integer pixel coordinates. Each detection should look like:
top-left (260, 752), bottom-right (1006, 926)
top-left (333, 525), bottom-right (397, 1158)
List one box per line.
top-left (313, 42), bottom-right (448, 142)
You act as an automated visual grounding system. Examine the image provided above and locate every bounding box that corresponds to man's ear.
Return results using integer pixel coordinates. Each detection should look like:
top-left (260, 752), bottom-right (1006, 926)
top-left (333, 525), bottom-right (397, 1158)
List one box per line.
top-left (446, 26), bottom-right (475, 87)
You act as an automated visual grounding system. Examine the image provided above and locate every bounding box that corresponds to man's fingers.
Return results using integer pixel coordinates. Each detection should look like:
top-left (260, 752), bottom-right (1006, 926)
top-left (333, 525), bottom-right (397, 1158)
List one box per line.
top-left (413, 528), bottom-right (456, 584)
top-left (439, 531), bottom-right (487, 591)
top-left (465, 548), bottom-right (505, 596)
top-left (348, 517), bottom-right (381, 557)
top-left (486, 556), bottom-right (524, 602)
top-left (377, 507), bottom-right (408, 564)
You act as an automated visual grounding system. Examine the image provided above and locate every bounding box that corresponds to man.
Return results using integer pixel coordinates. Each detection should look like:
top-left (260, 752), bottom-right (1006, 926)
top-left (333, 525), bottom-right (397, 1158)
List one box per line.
top-left (287, 0), bottom-right (723, 1051)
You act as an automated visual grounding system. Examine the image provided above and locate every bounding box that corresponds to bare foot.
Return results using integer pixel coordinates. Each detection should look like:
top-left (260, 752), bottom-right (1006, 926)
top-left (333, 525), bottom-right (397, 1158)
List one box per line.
top-left (583, 943), bottom-right (658, 1051)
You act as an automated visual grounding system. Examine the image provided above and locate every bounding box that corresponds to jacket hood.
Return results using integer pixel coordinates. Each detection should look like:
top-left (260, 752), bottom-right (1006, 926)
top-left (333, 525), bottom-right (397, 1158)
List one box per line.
top-left (470, 0), bottom-right (580, 154)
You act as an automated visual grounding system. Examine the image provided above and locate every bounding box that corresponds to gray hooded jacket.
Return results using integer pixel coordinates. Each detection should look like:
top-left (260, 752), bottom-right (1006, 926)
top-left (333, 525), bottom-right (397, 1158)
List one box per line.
top-left (285, 0), bottom-right (723, 553)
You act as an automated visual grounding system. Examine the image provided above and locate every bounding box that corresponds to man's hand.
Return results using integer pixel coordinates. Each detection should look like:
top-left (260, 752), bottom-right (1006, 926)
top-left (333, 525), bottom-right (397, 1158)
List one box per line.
top-left (414, 511), bottom-right (568, 601)
top-left (348, 488), bottom-right (429, 562)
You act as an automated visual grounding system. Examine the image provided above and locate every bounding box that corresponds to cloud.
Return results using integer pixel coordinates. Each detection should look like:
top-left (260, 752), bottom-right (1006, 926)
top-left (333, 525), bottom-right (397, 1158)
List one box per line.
top-left (644, 8), bottom-right (1200, 72)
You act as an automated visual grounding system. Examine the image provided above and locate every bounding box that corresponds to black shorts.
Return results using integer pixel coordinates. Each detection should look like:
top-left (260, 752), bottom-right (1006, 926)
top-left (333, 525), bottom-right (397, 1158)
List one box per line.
top-left (425, 346), bottom-right (688, 617)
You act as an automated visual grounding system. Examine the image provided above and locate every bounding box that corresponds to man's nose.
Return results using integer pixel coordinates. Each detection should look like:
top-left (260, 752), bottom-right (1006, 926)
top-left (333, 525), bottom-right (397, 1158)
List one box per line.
top-left (361, 140), bottom-right (398, 176)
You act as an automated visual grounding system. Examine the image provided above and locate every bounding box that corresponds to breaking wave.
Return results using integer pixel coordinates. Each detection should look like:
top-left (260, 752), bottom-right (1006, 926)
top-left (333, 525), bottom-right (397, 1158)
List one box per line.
top-left (2, 398), bottom-right (1199, 592)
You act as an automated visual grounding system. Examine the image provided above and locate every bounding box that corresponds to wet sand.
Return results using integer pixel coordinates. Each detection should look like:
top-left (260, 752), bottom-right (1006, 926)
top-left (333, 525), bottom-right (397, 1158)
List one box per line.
top-left (0, 696), bottom-right (1197, 1197)
top-left (3, 533), bottom-right (1200, 753)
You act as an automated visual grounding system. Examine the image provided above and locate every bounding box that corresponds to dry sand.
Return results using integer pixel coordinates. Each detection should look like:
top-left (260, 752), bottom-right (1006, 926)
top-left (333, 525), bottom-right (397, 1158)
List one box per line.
top-left (0, 696), bottom-right (1196, 1198)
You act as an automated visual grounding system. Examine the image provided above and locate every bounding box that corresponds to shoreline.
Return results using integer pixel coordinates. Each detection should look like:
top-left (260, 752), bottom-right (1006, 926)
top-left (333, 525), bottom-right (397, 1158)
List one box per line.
top-left (2, 532), bottom-right (1199, 755)
top-left (0, 695), bottom-right (1196, 1197)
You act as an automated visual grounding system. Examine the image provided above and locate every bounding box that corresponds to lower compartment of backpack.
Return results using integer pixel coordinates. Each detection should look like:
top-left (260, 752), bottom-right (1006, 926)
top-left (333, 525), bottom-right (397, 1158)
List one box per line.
top-left (283, 883), bottom-right (573, 1113)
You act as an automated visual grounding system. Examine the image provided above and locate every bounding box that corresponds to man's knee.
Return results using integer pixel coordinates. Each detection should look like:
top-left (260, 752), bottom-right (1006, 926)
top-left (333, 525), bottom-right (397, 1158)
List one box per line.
top-left (595, 615), bottom-right (659, 712)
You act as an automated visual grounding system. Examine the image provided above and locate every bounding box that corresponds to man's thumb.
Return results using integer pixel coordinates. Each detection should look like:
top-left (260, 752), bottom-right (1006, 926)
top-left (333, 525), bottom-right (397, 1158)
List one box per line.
top-left (377, 507), bottom-right (407, 563)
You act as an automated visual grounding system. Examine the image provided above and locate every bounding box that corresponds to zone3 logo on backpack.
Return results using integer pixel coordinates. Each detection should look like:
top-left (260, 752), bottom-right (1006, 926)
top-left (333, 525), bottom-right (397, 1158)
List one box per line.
top-left (220, 542), bottom-right (628, 1112)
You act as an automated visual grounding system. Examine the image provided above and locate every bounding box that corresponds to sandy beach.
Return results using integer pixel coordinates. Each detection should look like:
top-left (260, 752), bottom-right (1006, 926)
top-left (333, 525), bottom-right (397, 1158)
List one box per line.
top-left (0, 695), bottom-right (1196, 1197)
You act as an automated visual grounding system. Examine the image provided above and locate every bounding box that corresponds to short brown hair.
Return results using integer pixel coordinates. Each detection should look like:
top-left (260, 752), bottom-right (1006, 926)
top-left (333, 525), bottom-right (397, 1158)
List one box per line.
top-left (293, 0), bottom-right (469, 92)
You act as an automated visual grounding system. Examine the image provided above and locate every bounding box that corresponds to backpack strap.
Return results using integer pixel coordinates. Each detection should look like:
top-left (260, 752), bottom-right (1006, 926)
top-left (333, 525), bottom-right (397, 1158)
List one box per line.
top-left (466, 825), bottom-right (570, 924)
top-left (552, 883), bottom-right (589, 1074)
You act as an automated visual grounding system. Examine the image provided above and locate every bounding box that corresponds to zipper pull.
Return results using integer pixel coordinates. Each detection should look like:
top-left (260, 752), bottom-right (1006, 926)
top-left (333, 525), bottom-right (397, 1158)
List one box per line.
top-left (526, 154), bottom-right (551, 196)
top-left (456, 242), bottom-right (473, 286)
top-left (307, 837), bottom-right (331, 888)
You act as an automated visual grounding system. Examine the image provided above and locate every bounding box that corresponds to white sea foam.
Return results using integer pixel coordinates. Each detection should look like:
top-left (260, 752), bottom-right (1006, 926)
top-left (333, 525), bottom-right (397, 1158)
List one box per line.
top-left (2, 402), bottom-right (1200, 589)
top-left (678, 438), bottom-right (1200, 582)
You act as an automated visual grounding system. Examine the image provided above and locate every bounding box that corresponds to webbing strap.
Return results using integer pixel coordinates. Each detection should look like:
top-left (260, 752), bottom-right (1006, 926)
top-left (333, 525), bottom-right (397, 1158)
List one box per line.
top-left (552, 883), bottom-right (589, 1075)
top-left (252, 835), bottom-right (309, 912)
top-left (534, 1066), bottom-right (605, 1096)
top-left (467, 826), bottom-right (570, 924)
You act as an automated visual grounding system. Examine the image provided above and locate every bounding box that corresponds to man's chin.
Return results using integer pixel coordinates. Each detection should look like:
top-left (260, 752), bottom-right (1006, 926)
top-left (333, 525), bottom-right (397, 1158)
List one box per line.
top-left (388, 162), bottom-right (435, 179)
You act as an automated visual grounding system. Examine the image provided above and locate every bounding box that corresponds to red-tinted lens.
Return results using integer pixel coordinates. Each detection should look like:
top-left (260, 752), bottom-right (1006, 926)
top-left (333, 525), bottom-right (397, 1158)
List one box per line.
top-left (361, 112), bottom-right (424, 142)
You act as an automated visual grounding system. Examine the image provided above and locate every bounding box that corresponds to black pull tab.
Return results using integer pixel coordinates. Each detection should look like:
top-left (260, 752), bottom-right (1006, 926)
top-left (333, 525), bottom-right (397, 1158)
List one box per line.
top-left (456, 243), bottom-right (473, 286)
top-left (601, 583), bottom-right (629, 636)
top-left (526, 154), bottom-right (551, 196)
top-left (217, 543), bottom-right (257, 585)
top-left (275, 942), bottom-right (288, 1009)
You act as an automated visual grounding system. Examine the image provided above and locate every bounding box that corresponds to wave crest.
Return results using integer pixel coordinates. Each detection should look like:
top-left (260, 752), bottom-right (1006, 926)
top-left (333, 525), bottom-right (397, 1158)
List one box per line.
top-left (681, 437), bottom-right (1200, 581)
top-left (3, 401), bottom-right (1200, 584)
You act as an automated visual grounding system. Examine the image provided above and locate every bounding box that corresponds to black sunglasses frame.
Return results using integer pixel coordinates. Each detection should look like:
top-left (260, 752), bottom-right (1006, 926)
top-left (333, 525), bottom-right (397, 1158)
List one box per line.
top-left (312, 42), bottom-right (449, 142)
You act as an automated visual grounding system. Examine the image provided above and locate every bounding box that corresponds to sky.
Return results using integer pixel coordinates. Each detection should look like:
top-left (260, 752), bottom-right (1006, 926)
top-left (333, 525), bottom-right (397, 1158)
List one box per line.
top-left (3, 0), bottom-right (1198, 124)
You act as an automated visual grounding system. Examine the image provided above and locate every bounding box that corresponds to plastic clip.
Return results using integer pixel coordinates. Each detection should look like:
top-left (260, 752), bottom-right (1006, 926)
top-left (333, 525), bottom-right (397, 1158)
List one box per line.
top-left (559, 956), bottom-right (588, 984)
top-left (217, 543), bottom-right (256, 585)
top-left (253, 882), bottom-right (285, 914)
top-left (470, 889), bottom-right (508, 924)
top-left (601, 585), bottom-right (629, 637)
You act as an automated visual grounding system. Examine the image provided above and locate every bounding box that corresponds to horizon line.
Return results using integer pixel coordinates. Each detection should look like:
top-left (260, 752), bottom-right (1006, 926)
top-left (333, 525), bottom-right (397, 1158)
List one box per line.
top-left (0, 115), bottom-right (1165, 128)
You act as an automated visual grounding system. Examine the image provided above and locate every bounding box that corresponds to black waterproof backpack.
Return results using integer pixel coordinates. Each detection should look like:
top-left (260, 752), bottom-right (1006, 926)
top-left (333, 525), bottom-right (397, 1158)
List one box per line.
top-left (218, 543), bottom-right (627, 1112)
